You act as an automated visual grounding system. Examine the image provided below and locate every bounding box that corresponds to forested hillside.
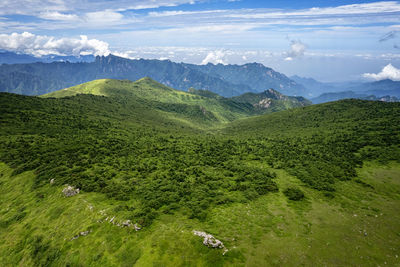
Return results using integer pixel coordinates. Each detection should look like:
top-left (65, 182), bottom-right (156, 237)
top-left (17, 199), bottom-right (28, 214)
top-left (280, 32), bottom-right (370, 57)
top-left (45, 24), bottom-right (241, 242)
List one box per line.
top-left (0, 80), bottom-right (399, 266)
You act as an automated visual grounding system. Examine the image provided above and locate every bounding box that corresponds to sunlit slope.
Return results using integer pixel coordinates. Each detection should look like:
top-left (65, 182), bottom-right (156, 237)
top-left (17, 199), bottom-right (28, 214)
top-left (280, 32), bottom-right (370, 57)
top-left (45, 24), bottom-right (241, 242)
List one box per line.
top-left (43, 78), bottom-right (255, 123)
top-left (1, 161), bottom-right (399, 266)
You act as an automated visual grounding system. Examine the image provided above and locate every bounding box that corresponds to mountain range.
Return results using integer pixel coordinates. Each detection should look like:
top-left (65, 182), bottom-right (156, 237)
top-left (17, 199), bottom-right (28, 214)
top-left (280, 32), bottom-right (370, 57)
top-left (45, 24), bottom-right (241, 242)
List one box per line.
top-left (0, 51), bottom-right (95, 64)
top-left (0, 54), bottom-right (306, 97)
top-left (1, 51), bottom-right (399, 103)
top-left (291, 75), bottom-right (400, 103)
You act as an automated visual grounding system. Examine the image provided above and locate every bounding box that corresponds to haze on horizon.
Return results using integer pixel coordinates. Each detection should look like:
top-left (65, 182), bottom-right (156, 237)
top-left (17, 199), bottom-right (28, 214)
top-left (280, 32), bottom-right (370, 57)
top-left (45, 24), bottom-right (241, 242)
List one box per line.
top-left (1, 0), bottom-right (400, 82)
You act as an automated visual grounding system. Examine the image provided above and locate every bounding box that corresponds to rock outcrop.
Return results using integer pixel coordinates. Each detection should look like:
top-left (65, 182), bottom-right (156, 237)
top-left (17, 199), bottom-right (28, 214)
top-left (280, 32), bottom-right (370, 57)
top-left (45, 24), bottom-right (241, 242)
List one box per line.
top-left (62, 185), bottom-right (80, 197)
top-left (193, 230), bottom-right (224, 249)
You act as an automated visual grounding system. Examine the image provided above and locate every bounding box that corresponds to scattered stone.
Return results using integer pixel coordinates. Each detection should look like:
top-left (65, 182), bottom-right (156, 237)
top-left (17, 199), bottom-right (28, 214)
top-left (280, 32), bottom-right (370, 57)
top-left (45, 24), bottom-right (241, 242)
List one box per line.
top-left (71, 235), bottom-right (80, 241)
top-left (80, 230), bottom-right (90, 236)
top-left (50, 178), bottom-right (55, 185)
top-left (193, 230), bottom-right (224, 249)
top-left (134, 223), bottom-right (141, 231)
top-left (62, 185), bottom-right (80, 197)
top-left (122, 220), bottom-right (132, 227)
top-left (70, 230), bottom-right (91, 241)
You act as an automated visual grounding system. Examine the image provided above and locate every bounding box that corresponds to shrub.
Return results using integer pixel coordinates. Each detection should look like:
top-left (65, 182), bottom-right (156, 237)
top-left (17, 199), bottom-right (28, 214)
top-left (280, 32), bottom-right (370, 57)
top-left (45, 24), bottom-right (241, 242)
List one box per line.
top-left (283, 187), bottom-right (305, 201)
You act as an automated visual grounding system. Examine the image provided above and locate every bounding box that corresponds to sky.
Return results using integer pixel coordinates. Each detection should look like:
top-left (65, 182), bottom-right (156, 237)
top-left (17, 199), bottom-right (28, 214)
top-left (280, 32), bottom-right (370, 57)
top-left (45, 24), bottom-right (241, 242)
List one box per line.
top-left (1, 0), bottom-right (400, 82)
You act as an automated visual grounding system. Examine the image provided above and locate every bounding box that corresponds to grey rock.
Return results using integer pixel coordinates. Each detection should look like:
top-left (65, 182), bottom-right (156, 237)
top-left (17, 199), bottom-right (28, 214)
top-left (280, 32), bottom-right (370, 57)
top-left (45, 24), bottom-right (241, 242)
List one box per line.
top-left (62, 185), bottom-right (80, 197)
top-left (134, 223), bottom-right (141, 231)
top-left (193, 230), bottom-right (224, 249)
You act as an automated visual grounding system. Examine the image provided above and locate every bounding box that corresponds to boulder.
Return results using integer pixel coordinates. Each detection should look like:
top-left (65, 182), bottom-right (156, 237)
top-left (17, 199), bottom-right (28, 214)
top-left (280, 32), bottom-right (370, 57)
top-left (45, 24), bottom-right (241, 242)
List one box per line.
top-left (62, 185), bottom-right (80, 197)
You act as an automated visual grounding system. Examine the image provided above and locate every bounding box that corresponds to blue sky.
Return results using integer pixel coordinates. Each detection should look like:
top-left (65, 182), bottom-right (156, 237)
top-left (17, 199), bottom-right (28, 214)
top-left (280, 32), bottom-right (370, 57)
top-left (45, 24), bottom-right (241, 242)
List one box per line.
top-left (1, 0), bottom-right (400, 81)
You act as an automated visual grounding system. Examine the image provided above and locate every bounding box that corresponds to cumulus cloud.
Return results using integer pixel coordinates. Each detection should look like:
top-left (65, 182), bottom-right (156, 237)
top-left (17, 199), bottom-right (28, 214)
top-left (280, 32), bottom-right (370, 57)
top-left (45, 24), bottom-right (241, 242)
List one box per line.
top-left (285, 40), bottom-right (306, 61)
top-left (363, 64), bottom-right (400, 81)
top-left (201, 50), bottom-right (227, 65)
top-left (0, 32), bottom-right (110, 57)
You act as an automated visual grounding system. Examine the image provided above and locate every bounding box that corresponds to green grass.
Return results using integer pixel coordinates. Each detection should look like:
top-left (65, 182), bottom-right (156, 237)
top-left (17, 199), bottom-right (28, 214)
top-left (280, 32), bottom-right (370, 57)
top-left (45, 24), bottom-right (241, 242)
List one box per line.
top-left (43, 78), bottom-right (256, 125)
top-left (1, 161), bottom-right (399, 266)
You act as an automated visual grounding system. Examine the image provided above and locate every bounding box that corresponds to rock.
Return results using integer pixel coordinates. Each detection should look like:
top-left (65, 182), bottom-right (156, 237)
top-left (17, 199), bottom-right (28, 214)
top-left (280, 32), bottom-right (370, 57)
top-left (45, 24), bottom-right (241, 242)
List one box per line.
top-left (62, 185), bottom-right (80, 197)
top-left (70, 230), bottom-right (91, 241)
top-left (122, 220), bottom-right (132, 227)
top-left (134, 223), bottom-right (141, 231)
top-left (193, 230), bottom-right (224, 249)
top-left (50, 178), bottom-right (55, 184)
top-left (80, 230), bottom-right (90, 236)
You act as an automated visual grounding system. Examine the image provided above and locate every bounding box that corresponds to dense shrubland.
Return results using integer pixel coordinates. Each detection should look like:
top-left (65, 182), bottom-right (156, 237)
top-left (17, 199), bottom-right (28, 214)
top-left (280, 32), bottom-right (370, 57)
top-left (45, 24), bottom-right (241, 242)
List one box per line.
top-left (1, 92), bottom-right (399, 226)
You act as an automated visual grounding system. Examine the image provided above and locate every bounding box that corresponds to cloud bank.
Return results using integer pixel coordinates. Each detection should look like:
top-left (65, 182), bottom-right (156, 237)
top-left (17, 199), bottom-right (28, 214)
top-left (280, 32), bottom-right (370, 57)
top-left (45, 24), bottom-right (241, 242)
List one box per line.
top-left (0, 32), bottom-right (110, 57)
top-left (285, 40), bottom-right (306, 61)
top-left (363, 64), bottom-right (400, 81)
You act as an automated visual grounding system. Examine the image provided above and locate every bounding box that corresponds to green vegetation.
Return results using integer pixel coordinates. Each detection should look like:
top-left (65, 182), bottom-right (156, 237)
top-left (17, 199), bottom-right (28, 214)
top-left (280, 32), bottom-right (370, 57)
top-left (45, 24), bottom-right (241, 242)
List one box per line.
top-left (283, 187), bottom-right (305, 201)
top-left (0, 78), bottom-right (400, 266)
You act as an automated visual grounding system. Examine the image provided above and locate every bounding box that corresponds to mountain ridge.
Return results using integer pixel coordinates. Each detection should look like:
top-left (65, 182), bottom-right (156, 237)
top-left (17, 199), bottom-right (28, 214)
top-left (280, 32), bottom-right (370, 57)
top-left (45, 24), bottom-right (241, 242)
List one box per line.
top-left (43, 77), bottom-right (311, 125)
top-left (0, 54), bottom-right (305, 97)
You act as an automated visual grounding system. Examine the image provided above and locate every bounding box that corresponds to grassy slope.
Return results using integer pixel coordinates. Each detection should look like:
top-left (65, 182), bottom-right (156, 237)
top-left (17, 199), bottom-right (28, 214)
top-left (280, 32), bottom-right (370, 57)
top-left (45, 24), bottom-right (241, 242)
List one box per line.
top-left (43, 78), bottom-right (255, 124)
top-left (1, 161), bottom-right (399, 266)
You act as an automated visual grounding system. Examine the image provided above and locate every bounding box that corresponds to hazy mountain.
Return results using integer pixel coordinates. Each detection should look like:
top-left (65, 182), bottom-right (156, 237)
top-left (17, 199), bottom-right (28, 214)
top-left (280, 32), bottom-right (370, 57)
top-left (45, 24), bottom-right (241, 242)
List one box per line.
top-left (292, 74), bottom-right (400, 102)
top-left (0, 51), bottom-right (40, 64)
top-left (0, 51), bottom-right (95, 65)
top-left (0, 54), bottom-right (305, 97)
top-left (188, 62), bottom-right (308, 96)
top-left (347, 79), bottom-right (400, 97)
top-left (311, 91), bottom-right (399, 104)
top-left (290, 75), bottom-right (338, 97)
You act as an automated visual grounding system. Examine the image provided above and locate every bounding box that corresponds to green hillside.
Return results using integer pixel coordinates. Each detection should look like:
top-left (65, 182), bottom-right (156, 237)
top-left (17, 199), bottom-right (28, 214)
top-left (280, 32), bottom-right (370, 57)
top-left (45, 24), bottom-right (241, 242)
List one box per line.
top-left (1, 80), bottom-right (400, 266)
top-left (43, 78), bottom-right (310, 124)
top-left (43, 78), bottom-right (257, 125)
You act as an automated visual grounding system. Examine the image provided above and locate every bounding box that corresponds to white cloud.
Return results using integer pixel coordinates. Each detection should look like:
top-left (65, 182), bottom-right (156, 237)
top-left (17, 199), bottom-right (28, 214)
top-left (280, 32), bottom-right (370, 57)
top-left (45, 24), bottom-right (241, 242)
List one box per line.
top-left (0, 0), bottom-right (67, 16)
top-left (284, 40), bottom-right (306, 61)
top-left (39, 11), bottom-right (79, 21)
top-left (84, 10), bottom-right (124, 24)
top-left (201, 50), bottom-right (228, 65)
top-left (227, 2), bottom-right (400, 19)
top-left (363, 64), bottom-right (400, 81)
top-left (0, 32), bottom-right (110, 57)
top-left (0, 0), bottom-right (199, 16)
